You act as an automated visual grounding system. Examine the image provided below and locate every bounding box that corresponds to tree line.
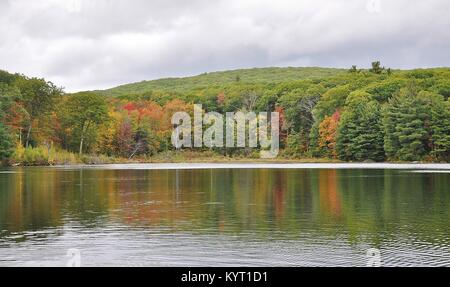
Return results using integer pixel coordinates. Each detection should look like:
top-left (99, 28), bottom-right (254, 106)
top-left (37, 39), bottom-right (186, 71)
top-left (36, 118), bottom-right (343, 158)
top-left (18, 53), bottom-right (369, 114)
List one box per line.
top-left (0, 63), bottom-right (449, 165)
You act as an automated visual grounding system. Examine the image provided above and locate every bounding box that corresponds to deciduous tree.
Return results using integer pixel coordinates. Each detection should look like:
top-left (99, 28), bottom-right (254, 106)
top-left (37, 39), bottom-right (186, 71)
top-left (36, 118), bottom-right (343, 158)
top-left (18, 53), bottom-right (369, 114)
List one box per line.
top-left (58, 92), bottom-right (108, 155)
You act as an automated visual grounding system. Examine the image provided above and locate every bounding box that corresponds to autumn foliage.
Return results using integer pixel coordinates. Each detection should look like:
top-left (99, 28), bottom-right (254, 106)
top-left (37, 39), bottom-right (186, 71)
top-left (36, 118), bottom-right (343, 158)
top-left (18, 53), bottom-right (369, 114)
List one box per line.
top-left (318, 110), bottom-right (340, 158)
top-left (1, 66), bottom-right (449, 164)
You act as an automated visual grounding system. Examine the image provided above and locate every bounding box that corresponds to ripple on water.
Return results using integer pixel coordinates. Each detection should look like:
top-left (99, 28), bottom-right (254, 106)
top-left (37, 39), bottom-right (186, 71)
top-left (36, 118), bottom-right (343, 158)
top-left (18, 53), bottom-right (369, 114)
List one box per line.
top-left (1, 166), bottom-right (449, 266)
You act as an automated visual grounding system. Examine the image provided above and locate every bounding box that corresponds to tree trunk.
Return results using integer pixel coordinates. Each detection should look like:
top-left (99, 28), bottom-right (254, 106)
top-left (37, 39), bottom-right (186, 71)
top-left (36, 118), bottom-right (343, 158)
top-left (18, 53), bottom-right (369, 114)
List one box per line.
top-left (25, 124), bottom-right (32, 147)
top-left (79, 122), bottom-right (88, 156)
top-left (129, 142), bottom-right (142, 159)
top-left (79, 136), bottom-right (84, 156)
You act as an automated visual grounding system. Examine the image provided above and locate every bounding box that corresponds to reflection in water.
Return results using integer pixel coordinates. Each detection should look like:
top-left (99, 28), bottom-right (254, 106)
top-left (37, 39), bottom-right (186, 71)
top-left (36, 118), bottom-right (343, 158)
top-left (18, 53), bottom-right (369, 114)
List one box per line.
top-left (0, 167), bottom-right (449, 266)
top-left (319, 169), bottom-right (341, 218)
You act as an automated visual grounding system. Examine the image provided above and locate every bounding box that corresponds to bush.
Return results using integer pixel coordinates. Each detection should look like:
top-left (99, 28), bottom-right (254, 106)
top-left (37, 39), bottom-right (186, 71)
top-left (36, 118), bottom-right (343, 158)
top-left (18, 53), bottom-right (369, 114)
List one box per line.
top-left (22, 146), bottom-right (50, 166)
top-left (11, 145), bottom-right (119, 166)
top-left (49, 149), bottom-right (81, 165)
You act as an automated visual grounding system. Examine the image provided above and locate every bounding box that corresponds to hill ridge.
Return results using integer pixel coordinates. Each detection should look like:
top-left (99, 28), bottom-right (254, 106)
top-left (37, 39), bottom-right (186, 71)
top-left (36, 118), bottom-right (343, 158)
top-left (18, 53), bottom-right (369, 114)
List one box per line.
top-left (96, 66), bottom-right (347, 96)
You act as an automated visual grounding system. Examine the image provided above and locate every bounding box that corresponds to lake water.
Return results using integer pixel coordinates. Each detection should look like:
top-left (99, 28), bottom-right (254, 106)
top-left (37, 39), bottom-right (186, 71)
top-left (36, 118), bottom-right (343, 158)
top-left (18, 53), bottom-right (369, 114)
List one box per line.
top-left (0, 163), bottom-right (449, 267)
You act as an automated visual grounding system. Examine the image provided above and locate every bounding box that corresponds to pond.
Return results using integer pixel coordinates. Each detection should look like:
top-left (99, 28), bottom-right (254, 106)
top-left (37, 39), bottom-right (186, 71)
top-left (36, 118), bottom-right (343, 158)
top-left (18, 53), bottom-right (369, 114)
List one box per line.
top-left (0, 163), bottom-right (449, 266)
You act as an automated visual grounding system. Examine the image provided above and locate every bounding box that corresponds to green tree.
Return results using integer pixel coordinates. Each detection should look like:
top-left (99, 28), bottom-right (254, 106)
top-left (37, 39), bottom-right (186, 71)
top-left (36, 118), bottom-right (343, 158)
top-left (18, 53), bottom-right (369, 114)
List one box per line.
top-left (14, 77), bottom-right (62, 147)
top-left (0, 70), bottom-right (19, 85)
top-left (336, 91), bottom-right (385, 161)
top-left (432, 79), bottom-right (450, 99)
top-left (58, 92), bottom-right (109, 155)
top-left (425, 93), bottom-right (450, 161)
top-left (278, 84), bottom-right (324, 153)
top-left (370, 61), bottom-right (385, 74)
top-left (0, 83), bottom-right (21, 116)
top-left (309, 85), bottom-right (350, 156)
top-left (365, 78), bottom-right (406, 102)
top-left (349, 65), bottom-right (359, 73)
top-left (382, 85), bottom-right (430, 161)
top-left (0, 84), bottom-right (24, 138)
top-left (0, 123), bottom-right (14, 162)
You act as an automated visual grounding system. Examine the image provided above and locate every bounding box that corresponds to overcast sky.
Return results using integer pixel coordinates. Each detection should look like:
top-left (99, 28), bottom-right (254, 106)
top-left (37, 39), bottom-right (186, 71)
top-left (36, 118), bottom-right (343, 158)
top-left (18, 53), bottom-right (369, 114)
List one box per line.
top-left (1, 0), bottom-right (449, 92)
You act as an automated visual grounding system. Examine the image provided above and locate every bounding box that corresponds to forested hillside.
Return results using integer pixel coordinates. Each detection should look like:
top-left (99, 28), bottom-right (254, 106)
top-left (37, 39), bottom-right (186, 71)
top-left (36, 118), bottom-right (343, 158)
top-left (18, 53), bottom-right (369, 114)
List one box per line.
top-left (97, 67), bottom-right (346, 96)
top-left (0, 63), bottom-right (449, 165)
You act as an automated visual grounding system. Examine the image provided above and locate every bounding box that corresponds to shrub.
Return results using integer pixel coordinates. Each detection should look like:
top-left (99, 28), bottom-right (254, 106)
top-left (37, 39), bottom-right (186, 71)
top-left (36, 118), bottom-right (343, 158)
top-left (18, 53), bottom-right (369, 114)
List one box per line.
top-left (22, 146), bottom-right (49, 166)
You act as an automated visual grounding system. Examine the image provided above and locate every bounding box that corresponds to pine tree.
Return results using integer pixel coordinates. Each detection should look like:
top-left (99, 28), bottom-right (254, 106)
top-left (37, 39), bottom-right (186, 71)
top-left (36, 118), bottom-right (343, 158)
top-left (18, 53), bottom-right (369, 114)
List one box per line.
top-left (337, 91), bottom-right (385, 161)
top-left (426, 93), bottom-right (450, 161)
top-left (0, 123), bottom-right (14, 161)
top-left (382, 85), bottom-right (430, 161)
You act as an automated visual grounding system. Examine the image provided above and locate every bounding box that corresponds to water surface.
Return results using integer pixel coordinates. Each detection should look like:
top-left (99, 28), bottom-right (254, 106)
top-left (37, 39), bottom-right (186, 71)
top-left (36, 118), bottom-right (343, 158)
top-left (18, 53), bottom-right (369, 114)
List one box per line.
top-left (0, 164), bottom-right (449, 266)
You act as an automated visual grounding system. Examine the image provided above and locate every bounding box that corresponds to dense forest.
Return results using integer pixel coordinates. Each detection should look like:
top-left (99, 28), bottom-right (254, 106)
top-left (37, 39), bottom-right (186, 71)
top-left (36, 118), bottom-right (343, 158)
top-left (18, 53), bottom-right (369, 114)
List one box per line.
top-left (0, 62), bottom-right (449, 165)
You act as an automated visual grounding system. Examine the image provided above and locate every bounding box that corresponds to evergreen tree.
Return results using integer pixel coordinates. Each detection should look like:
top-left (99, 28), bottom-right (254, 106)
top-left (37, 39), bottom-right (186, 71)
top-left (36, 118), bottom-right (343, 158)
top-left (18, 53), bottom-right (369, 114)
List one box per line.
top-left (382, 85), bottom-right (430, 161)
top-left (336, 91), bottom-right (385, 161)
top-left (425, 93), bottom-right (450, 161)
top-left (0, 123), bottom-right (14, 161)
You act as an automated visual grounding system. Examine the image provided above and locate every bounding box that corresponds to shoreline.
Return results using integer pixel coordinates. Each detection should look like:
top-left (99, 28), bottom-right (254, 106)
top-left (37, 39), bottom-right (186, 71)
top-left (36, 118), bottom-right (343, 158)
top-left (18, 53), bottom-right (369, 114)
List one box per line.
top-left (6, 161), bottom-right (450, 170)
top-left (3, 154), bottom-right (449, 169)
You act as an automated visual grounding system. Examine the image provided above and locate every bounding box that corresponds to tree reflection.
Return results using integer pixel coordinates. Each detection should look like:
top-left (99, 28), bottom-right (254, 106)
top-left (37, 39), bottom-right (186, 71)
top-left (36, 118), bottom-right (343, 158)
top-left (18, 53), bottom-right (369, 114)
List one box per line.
top-left (0, 167), bottom-right (448, 247)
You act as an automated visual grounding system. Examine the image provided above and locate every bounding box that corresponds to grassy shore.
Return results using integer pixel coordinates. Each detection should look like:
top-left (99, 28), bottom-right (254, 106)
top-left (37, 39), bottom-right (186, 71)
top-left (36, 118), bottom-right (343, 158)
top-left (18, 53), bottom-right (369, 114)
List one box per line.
top-left (4, 146), bottom-right (447, 167)
top-left (3, 145), bottom-right (345, 166)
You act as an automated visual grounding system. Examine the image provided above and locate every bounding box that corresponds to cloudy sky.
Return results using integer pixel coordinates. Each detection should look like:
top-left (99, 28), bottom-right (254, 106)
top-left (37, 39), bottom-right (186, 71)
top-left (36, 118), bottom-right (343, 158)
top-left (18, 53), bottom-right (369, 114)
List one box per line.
top-left (0, 0), bottom-right (449, 92)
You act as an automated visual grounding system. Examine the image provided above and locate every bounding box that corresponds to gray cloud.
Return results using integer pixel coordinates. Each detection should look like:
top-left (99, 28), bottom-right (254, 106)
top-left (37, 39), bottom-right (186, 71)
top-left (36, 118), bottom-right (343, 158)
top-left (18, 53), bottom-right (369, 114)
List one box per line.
top-left (0, 0), bottom-right (449, 92)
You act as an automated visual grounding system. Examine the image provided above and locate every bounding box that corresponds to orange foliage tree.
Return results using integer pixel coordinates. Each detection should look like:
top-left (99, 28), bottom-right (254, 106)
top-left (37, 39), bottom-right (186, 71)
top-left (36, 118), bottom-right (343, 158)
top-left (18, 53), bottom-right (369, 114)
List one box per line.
top-left (318, 110), bottom-right (341, 158)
